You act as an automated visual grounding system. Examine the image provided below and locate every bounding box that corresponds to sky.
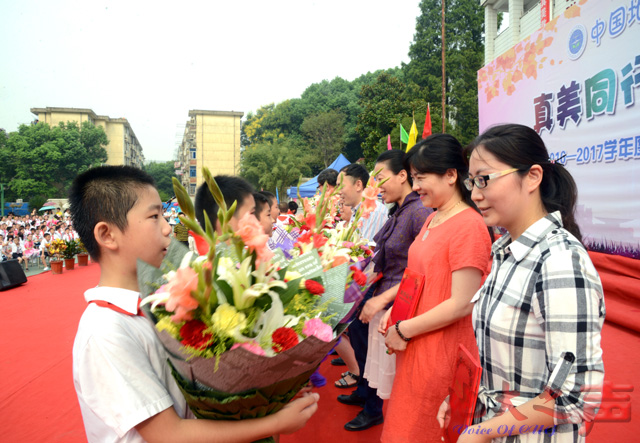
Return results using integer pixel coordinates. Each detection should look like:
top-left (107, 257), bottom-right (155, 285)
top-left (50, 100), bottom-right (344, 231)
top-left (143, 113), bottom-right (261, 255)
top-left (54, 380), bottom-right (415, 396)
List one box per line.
top-left (0, 0), bottom-right (421, 162)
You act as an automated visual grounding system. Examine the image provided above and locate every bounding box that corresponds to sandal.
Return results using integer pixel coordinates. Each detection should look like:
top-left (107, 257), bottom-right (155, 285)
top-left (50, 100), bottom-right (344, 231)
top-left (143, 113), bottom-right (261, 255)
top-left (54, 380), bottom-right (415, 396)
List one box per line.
top-left (335, 371), bottom-right (360, 389)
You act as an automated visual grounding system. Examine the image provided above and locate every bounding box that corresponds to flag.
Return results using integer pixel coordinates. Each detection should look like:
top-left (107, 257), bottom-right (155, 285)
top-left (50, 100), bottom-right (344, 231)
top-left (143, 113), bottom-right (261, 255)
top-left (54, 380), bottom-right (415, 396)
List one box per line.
top-left (387, 134), bottom-right (392, 150)
top-left (400, 124), bottom-right (409, 144)
top-left (406, 118), bottom-right (418, 152)
top-left (422, 104), bottom-right (432, 139)
top-left (276, 188), bottom-right (280, 203)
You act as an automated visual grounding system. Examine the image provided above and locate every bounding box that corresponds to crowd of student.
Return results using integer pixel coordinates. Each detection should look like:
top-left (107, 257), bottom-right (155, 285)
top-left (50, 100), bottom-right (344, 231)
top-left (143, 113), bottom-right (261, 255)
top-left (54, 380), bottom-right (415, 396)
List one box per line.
top-left (0, 209), bottom-right (80, 270)
top-left (68, 123), bottom-right (604, 443)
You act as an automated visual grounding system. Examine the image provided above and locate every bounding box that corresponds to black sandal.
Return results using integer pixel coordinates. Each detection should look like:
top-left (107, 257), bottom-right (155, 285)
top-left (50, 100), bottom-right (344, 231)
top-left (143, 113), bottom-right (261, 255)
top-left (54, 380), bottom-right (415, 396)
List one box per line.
top-left (335, 371), bottom-right (360, 389)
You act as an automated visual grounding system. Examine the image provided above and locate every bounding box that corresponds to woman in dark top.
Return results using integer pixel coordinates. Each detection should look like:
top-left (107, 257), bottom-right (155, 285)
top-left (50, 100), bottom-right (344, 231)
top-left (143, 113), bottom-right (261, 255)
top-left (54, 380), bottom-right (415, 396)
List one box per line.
top-left (343, 150), bottom-right (430, 428)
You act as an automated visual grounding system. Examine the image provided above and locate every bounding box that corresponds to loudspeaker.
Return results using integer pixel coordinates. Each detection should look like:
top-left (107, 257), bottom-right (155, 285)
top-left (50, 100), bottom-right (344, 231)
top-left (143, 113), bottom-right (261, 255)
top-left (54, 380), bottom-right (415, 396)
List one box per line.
top-left (0, 259), bottom-right (27, 291)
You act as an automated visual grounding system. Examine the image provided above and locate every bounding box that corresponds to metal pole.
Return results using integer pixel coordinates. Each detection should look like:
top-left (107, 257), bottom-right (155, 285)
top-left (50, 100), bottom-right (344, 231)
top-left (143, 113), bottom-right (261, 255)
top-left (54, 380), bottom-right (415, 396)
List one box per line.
top-left (441, 0), bottom-right (446, 133)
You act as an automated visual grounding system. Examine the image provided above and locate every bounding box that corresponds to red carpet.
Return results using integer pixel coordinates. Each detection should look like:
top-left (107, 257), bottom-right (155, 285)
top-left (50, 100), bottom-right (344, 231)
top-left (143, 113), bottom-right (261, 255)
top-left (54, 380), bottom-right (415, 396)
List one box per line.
top-left (1, 262), bottom-right (637, 442)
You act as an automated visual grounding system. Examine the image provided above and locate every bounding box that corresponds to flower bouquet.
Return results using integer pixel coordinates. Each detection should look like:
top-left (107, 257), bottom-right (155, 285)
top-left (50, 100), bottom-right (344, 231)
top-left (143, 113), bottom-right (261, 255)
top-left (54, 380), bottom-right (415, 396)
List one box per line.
top-left (137, 169), bottom-right (359, 441)
top-left (285, 171), bottom-right (388, 322)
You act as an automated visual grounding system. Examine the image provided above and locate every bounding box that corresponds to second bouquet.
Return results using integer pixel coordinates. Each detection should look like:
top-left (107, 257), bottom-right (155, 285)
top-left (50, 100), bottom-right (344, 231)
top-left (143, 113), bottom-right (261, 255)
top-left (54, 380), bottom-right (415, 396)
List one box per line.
top-left (137, 168), bottom-right (354, 440)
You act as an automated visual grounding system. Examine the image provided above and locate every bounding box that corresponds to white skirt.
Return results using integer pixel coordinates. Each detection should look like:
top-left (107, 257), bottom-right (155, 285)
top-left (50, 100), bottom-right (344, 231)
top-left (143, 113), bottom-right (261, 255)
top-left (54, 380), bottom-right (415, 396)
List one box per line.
top-left (363, 309), bottom-right (396, 399)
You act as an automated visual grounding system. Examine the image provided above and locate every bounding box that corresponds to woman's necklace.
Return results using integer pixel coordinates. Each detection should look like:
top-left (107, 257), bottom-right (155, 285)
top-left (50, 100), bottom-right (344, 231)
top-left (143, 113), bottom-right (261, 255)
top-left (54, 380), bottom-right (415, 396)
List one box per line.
top-left (422, 200), bottom-right (463, 241)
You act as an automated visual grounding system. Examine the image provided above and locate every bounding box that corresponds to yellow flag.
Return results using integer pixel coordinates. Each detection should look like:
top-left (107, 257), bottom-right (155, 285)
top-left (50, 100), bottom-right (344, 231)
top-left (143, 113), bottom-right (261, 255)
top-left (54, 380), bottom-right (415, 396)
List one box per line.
top-left (406, 118), bottom-right (418, 152)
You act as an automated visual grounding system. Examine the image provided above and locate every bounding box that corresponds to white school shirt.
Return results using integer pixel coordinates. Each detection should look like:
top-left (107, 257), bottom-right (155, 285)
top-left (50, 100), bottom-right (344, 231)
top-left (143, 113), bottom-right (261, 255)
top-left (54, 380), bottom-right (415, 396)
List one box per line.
top-left (73, 287), bottom-right (191, 443)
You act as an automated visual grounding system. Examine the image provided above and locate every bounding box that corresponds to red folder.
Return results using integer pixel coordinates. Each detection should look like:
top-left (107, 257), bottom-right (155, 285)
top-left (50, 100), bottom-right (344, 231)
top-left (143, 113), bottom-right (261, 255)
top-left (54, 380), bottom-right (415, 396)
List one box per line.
top-left (386, 267), bottom-right (424, 330)
top-left (445, 344), bottom-right (482, 443)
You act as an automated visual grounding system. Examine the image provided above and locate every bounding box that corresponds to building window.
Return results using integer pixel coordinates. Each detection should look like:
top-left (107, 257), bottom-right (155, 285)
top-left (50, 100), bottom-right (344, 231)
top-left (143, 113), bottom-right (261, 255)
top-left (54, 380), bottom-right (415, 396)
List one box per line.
top-left (190, 184), bottom-right (196, 195)
top-left (190, 166), bottom-right (197, 178)
top-left (190, 148), bottom-right (196, 159)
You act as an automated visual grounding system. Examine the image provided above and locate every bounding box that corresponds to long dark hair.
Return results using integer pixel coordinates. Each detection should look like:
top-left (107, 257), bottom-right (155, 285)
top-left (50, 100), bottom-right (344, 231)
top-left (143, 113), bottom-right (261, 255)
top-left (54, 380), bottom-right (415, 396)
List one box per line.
top-left (404, 134), bottom-right (478, 214)
top-left (466, 124), bottom-right (582, 242)
top-left (375, 149), bottom-right (411, 216)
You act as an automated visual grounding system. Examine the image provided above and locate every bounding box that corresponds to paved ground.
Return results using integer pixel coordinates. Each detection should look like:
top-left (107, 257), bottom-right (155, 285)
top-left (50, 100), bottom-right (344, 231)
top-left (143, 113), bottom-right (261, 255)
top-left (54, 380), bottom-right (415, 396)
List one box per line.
top-left (19, 257), bottom-right (83, 278)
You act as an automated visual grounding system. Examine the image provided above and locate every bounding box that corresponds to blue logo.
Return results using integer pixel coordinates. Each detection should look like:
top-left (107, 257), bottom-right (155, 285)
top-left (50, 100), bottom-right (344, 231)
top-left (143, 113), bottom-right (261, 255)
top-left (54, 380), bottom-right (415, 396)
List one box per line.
top-left (567, 24), bottom-right (587, 60)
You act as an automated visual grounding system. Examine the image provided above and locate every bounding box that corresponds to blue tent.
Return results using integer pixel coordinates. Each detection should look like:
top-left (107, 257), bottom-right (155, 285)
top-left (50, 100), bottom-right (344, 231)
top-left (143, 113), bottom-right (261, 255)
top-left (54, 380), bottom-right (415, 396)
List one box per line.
top-left (286, 154), bottom-right (351, 199)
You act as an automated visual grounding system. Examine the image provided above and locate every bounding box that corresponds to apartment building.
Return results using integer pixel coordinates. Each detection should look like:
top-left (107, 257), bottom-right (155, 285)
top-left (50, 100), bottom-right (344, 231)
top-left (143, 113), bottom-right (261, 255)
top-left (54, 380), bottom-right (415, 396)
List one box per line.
top-left (177, 109), bottom-right (243, 196)
top-left (30, 107), bottom-right (144, 168)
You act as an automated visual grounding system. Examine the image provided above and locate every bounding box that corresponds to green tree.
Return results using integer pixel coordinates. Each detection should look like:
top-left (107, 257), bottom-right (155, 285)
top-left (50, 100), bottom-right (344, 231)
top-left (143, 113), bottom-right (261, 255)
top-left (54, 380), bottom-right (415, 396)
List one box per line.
top-left (403, 0), bottom-right (484, 145)
top-left (1, 121), bottom-right (108, 200)
top-left (356, 72), bottom-right (442, 165)
top-left (240, 138), bottom-right (312, 199)
top-left (144, 161), bottom-right (177, 201)
top-left (240, 70), bottom-right (398, 167)
top-left (301, 110), bottom-right (346, 169)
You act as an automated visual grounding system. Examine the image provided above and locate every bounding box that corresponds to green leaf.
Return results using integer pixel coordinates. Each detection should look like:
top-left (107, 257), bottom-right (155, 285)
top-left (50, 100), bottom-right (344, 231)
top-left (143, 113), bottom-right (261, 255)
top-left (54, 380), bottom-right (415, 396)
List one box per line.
top-left (275, 278), bottom-right (303, 306)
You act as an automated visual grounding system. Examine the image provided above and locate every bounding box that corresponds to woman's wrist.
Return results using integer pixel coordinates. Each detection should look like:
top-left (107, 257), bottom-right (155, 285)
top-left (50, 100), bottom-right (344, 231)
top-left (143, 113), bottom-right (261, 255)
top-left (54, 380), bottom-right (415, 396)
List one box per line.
top-left (395, 321), bottom-right (411, 341)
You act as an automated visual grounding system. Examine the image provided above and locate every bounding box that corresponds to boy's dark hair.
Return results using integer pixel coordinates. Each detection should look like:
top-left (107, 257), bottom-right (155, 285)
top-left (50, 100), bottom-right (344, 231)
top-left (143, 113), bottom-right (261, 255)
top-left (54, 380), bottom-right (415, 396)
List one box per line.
top-left (340, 163), bottom-right (369, 188)
top-left (317, 168), bottom-right (338, 187)
top-left (288, 201), bottom-right (299, 214)
top-left (69, 165), bottom-right (155, 261)
top-left (253, 192), bottom-right (270, 216)
top-left (258, 191), bottom-right (276, 207)
top-left (194, 175), bottom-right (255, 230)
top-left (278, 202), bottom-right (289, 213)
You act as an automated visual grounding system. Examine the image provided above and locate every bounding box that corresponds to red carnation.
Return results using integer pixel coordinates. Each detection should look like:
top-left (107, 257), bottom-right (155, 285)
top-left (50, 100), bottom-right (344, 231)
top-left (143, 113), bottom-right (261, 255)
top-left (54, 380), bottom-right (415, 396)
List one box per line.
top-left (305, 279), bottom-right (325, 295)
top-left (271, 327), bottom-right (299, 353)
top-left (350, 266), bottom-right (367, 286)
top-left (180, 319), bottom-right (213, 350)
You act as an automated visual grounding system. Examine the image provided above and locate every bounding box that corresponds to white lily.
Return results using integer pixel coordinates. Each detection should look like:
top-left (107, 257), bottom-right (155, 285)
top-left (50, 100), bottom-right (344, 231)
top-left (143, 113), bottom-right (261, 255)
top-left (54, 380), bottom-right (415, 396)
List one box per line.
top-left (216, 256), bottom-right (254, 309)
top-left (254, 290), bottom-right (301, 354)
top-left (139, 288), bottom-right (169, 310)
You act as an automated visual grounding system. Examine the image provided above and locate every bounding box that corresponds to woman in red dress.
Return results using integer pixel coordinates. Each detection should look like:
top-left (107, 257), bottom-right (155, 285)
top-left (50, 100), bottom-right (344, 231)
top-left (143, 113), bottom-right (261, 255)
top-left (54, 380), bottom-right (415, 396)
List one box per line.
top-left (378, 134), bottom-right (492, 442)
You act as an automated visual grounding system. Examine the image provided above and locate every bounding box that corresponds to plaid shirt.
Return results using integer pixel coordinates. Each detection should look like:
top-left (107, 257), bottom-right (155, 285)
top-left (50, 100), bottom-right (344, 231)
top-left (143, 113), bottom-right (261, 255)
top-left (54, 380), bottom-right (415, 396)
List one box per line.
top-left (472, 212), bottom-right (605, 442)
top-left (267, 224), bottom-right (298, 252)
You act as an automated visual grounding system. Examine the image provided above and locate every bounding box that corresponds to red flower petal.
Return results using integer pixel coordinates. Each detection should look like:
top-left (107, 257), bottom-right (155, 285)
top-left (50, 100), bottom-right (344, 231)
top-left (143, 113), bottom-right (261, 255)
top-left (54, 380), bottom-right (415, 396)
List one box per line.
top-left (180, 320), bottom-right (212, 350)
top-left (271, 327), bottom-right (299, 353)
top-left (304, 279), bottom-right (325, 295)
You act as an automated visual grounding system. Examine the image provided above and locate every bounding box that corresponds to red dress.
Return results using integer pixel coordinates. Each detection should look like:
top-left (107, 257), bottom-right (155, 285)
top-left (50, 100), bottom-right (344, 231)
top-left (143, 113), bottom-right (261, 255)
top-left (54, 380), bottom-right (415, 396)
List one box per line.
top-left (381, 208), bottom-right (491, 442)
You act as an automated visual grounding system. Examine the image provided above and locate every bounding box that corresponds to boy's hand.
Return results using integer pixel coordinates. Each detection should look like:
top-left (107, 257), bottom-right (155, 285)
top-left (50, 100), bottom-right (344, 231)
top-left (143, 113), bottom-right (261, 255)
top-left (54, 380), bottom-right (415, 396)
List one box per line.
top-left (277, 392), bottom-right (320, 434)
top-left (293, 385), bottom-right (314, 399)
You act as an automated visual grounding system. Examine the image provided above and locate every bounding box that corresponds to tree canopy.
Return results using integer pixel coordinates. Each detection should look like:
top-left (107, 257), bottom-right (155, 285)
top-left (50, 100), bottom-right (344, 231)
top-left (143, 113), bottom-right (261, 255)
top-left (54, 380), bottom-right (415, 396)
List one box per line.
top-left (301, 110), bottom-right (346, 169)
top-left (144, 161), bottom-right (178, 202)
top-left (240, 70), bottom-right (398, 174)
top-left (238, 0), bottom-right (484, 173)
top-left (239, 138), bottom-right (312, 199)
top-left (0, 121), bottom-right (108, 201)
top-left (403, 0), bottom-right (484, 144)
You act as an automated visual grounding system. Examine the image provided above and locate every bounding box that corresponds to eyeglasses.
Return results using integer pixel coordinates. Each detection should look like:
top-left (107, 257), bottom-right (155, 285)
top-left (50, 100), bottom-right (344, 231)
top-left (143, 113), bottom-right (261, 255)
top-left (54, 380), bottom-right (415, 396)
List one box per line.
top-left (463, 168), bottom-right (520, 191)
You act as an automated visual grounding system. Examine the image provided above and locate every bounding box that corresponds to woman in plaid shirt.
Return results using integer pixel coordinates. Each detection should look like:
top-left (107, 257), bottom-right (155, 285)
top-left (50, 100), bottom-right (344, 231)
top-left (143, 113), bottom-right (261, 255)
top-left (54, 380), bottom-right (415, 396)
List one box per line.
top-left (439, 124), bottom-right (605, 442)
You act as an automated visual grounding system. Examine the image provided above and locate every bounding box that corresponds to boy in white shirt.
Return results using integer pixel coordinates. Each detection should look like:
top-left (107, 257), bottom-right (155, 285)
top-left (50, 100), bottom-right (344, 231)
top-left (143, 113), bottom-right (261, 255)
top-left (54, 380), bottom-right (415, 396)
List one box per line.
top-left (70, 165), bottom-right (319, 443)
top-left (39, 233), bottom-right (52, 270)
